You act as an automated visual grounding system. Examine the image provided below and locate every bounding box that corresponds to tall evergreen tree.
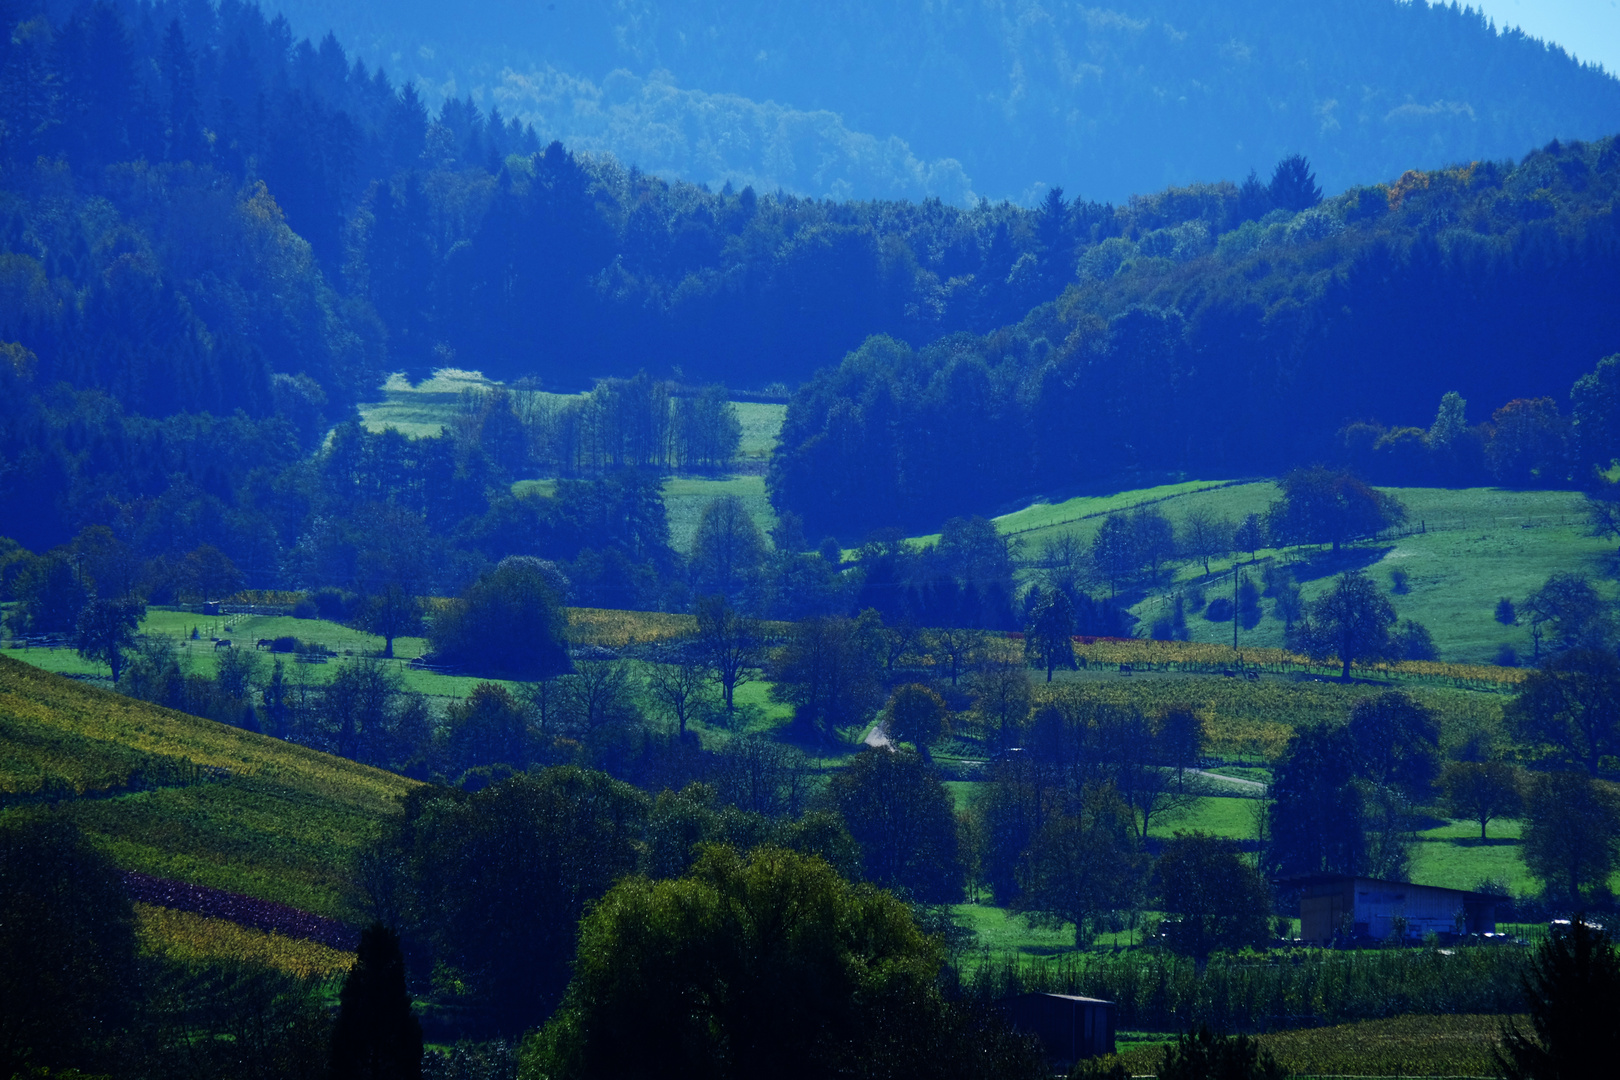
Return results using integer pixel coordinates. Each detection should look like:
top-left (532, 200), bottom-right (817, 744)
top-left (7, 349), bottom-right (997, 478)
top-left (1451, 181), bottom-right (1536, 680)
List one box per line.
top-left (330, 923), bottom-right (423, 1080)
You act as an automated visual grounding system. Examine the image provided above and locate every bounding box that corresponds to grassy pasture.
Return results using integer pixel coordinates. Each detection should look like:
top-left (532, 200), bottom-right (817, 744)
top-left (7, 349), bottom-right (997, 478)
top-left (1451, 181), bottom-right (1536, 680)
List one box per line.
top-left (0, 656), bottom-right (416, 917)
top-left (923, 477), bottom-right (1606, 666)
top-left (662, 474), bottom-right (776, 553)
top-left (733, 401), bottom-right (786, 461)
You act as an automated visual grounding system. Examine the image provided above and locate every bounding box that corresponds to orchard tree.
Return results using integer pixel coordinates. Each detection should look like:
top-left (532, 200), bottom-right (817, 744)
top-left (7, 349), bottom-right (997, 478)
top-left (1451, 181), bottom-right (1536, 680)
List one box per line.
top-left (823, 749), bottom-right (964, 902)
top-left (1180, 508), bottom-right (1234, 577)
top-left (1440, 761), bottom-right (1523, 841)
top-left (1266, 468), bottom-right (1404, 553)
top-left (1018, 784), bottom-right (1148, 947)
top-left (1288, 570), bottom-right (1396, 681)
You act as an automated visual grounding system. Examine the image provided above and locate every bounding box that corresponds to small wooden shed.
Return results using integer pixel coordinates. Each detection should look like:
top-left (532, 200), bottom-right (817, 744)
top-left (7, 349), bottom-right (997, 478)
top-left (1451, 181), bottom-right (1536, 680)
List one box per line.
top-left (996, 993), bottom-right (1116, 1065)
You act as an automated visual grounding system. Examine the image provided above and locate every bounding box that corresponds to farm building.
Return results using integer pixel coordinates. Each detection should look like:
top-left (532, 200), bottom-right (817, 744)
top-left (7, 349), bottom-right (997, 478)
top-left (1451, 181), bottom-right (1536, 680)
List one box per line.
top-left (996, 993), bottom-right (1115, 1065)
top-left (1286, 874), bottom-right (1505, 944)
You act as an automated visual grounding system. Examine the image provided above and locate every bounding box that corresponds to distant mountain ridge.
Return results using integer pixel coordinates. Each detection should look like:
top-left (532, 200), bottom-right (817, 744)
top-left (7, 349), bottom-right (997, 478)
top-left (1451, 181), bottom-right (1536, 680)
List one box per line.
top-left (266, 0), bottom-right (1620, 202)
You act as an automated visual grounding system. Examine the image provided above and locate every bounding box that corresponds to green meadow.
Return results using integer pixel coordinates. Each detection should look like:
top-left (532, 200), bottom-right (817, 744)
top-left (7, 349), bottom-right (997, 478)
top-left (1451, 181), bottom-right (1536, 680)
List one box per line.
top-left (916, 479), bottom-right (1606, 667)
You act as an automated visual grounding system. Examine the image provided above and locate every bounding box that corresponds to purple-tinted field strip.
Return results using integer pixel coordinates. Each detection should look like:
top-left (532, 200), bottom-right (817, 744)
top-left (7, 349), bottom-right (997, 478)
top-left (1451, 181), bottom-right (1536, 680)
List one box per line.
top-left (124, 870), bottom-right (359, 951)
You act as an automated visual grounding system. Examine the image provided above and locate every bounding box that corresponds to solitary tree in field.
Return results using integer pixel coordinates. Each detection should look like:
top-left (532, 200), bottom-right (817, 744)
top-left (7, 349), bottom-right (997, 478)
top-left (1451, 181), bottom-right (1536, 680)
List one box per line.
top-left (1180, 508), bottom-right (1235, 577)
top-left (695, 595), bottom-right (763, 713)
top-left (1440, 761), bottom-right (1522, 841)
top-left (1287, 570), bottom-right (1396, 681)
top-left (354, 583), bottom-right (423, 659)
top-left (1024, 588), bottom-right (1075, 682)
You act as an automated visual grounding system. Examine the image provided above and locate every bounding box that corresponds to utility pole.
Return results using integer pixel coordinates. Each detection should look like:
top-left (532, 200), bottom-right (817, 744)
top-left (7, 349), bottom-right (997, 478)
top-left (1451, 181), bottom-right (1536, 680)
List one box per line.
top-left (1232, 561), bottom-right (1239, 651)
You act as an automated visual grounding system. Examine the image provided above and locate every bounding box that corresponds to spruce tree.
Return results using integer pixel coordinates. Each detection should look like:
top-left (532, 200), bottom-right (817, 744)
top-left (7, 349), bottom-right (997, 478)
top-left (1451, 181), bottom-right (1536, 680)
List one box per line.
top-left (1496, 920), bottom-right (1620, 1080)
top-left (330, 924), bottom-right (422, 1080)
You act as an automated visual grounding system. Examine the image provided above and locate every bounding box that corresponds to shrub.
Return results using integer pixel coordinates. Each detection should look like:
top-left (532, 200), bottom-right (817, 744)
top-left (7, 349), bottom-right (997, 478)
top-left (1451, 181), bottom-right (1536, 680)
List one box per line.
top-left (1495, 643), bottom-right (1521, 667)
top-left (1392, 618), bottom-right (1438, 661)
top-left (271, 636), bottom-right (299, 653)
top-left (1496, 597), bottom-right (1517, 625)
top-left (310, 587), bottom-right (356, 622)
top-left (292, 598), bottom-right (317, 620)
top-left (1203, 597), bottom-right (1234, 622)
top-left (1390, 567), bottom-right (1410, 593)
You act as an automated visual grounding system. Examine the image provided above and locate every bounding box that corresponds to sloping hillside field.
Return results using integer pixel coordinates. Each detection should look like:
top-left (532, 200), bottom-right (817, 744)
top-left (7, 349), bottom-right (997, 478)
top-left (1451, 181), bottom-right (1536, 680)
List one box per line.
top-left (0, 656), bottom-right (415, 918)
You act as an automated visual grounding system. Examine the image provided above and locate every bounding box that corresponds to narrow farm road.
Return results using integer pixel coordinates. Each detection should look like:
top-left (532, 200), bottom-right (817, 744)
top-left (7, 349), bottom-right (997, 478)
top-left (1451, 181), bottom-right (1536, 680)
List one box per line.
top-left (1185, 768), bottom-right (1266, 792)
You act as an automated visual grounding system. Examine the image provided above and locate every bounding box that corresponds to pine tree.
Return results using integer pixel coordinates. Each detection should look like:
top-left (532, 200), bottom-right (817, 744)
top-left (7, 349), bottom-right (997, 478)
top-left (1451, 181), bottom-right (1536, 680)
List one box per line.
top-left (1496, 919), bottom-right (1620, 1080)
top-left (330, 924), bottom-right (422, 1080)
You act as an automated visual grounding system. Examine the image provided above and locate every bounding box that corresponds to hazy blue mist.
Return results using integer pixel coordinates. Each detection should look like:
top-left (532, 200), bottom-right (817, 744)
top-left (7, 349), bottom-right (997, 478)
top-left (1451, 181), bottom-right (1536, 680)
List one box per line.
top-left (264, 0), bottom-right (1620, 203)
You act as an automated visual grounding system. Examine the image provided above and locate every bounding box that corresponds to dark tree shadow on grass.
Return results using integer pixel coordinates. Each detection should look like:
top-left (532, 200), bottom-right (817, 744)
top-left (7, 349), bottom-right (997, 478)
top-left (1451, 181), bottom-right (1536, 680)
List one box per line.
top-left (1282, 544), bottom-right (1395, 585)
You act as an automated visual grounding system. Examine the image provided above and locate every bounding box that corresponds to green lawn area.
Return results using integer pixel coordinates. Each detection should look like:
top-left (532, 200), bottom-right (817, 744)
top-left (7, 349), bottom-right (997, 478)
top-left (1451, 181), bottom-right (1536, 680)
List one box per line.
top-left (733, 401), bottom-right (785, 461)
top-left (662, 474), bottom-right (776, 553)
top-left (912, 476), bottom-right (1604, 667)
top-left (1147, 794), bottom-right (1261, 840)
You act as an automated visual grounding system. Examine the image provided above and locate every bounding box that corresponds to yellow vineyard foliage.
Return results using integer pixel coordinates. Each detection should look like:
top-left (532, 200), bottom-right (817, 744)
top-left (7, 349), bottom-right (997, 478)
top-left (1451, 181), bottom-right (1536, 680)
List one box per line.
top-left (1068, 637), bottom-right (1523, 690)
top-left (224, 590), bottom-right (307, 607)
top-left (566, 607), bottom-right (697, 647)
top-left (135, 903), bottom-right (354, 980)
top-left (0, 654), bottom-right (415, 803)
top-left (1257, 1012), bottom-right (1518, 1077)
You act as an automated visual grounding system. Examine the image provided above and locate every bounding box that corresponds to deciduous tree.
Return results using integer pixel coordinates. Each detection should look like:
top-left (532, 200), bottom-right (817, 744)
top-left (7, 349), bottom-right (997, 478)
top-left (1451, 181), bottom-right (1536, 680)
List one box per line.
top-left (1521, 771), bottom-right (1620, 904)
top-left (1023, 588), bottom-right (1075, 682)
top-left (1506, 649), bottom-right (1620, 776)
top-left (1017, 784), bottom-right (1147, 948)
top-left (1155, 832), bottom-right (1272, 966)
top-left (74, 596), bottom-right (145, 682)
top-left (1440, 761), bottom-right (1522, 840)
top-left (1287, 570), bottom-right (1397, 681)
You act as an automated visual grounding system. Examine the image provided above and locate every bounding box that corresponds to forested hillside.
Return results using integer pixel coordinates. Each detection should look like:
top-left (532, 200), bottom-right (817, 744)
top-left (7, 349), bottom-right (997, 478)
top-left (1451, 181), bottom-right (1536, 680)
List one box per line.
top-left (2, 0), bottom-right (1618, 590)
top-left (266, 0), bottom-right (1620, 201)
top-left (770, 141), bottom-right (1620, 536)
